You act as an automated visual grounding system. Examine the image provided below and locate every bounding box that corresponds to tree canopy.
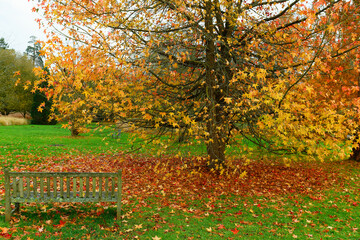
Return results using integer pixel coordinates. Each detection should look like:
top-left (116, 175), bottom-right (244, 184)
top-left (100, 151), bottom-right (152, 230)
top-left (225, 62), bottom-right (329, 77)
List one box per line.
top-left (34, 0), bottom-right (360, 168)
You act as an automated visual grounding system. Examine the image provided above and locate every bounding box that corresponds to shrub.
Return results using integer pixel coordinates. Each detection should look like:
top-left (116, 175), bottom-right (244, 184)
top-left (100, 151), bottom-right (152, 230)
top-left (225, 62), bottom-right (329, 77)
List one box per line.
top-left (0, 117), bottom-right (29, 126)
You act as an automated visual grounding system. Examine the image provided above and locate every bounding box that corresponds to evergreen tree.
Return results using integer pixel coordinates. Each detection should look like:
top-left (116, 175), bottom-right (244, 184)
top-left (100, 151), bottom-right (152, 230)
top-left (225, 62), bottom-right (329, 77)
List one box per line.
top-left (30, 69), bottom-right (56, 125)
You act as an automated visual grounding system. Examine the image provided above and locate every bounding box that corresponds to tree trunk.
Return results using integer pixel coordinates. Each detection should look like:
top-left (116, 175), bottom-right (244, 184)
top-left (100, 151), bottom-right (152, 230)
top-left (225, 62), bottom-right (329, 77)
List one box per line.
top-left (71, 126), bottom-right (80, 137)
top-left (204, 0), bottom-right (226, 170)
top-left (350, 141), bottom-right (360, 162)
top-left (350, 73), bottom-right (360, 161)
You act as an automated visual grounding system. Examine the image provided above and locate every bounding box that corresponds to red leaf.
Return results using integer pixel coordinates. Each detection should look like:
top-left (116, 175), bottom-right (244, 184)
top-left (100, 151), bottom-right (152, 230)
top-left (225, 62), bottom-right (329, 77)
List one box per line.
top-left (231, 228), bottom-right (239, 234)
top-left (53, 220), bottom-right (66, 228)
top-left (217, 224), bottom-right (226, 230)
top-left (0, 233), bottom-right (12, 239)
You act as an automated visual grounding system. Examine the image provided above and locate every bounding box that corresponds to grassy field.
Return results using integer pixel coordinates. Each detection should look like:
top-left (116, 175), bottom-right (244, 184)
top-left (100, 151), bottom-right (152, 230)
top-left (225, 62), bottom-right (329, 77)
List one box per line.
top-left (1, 124), bottom-right (360, 239)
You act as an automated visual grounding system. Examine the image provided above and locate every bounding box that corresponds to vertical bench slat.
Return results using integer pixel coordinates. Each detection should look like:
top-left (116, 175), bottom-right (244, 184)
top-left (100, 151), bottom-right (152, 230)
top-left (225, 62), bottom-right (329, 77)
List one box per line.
top-left (40, 178), bottom-right (44, 199)
top-left (53, 177), bottom-right (57, 198)
top-left (33, 177), bottom-right (37, 197)
top-left (104, 177), bottom-right (109, 199)
top-left (60, 177), bottom-right (64, 198)
top-left (47, 177), bottom-right (50, 198)
top-left (5, 169), bottom-right (11, 222)
top-left (73, 177), bottom-right (77, 198)
top-left (67, 177), bottom-right (70, 198)
top-left (117, 170), bottom-right (122, 220)
top-left (19, 178), bottom-right (24, 198)
top-left (99, 177), bottom-right (102, 200)
top-left (26, 177), bottom-right (30, 199)
top-left (80, 177), bottom-right (83, 197)
top-left (92, 177), bottom-right (96, 198)
top-left (86, 177), bottom-right (90, 198)
top-left (111, 177), bottom-right (115, 199)
top-left (13, 177), bottom-right (18, 198)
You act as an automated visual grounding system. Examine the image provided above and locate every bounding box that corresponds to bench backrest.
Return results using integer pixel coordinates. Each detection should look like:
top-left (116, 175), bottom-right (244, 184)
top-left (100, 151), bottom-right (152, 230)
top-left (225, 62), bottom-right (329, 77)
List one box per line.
top-left (4, 170), bottom-right (122, 202)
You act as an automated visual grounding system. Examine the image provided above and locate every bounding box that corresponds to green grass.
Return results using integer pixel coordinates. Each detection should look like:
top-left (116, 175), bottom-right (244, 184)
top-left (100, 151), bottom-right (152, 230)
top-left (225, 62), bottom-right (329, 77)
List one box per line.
top-left (1, 124), bottom-right (360, 239)
top-left (0, 124), bottom-right (127, 158)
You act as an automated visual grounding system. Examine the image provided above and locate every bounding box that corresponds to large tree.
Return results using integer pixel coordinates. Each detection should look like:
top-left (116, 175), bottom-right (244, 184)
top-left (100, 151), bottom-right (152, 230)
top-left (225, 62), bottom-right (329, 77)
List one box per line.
top-left (35, 0), bottom-right (359, 168)
top-left (0, 48), bottom-right (36, 116)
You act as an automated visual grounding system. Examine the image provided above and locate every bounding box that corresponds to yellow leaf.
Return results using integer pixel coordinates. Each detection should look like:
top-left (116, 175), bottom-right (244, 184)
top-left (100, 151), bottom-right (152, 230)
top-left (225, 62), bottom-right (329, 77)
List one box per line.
top-left (224, 97), bottom-right (232, 104)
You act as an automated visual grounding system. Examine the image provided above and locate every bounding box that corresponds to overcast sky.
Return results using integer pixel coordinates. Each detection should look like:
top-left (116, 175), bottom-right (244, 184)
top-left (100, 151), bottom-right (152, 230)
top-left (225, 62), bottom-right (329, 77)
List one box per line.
top-left (0, 0), bottom-right (45, 53)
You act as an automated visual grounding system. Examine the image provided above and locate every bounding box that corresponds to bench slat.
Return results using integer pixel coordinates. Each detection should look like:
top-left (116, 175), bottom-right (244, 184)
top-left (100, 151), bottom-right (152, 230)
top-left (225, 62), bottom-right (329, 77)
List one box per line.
top-left (13, 177), bottom-right (18, 198)
top-left (40, 178), bottom-right (44, 199)
top-left (47, 177), bottom-right (50, 196)
top-left (60, 177), bottom-right (64, 198)
top-left (111, 177), bottom-right (115, 198)
top-left (11, 192), bottom-right (117, 203)
top-left (86, 177), bottom-right (89, 198)
top-left (105, 177), bottom-right (108, 199)
top-left (53, 177), bottom-right (57, 197)
top-left (73, 177), bottom-right (77, 197)
top-left (92, 177), bottom-right (96, 198)
top-left (67, 177), bottom-right (70, 198)
top-left (80, 177), bottom-right (83, 197)
top-left (26, 177), bottom-right (30, 199)
top-left (19, 178), bottom-right (24, 198)
top-left (33, 177), bottom-right (37, 197)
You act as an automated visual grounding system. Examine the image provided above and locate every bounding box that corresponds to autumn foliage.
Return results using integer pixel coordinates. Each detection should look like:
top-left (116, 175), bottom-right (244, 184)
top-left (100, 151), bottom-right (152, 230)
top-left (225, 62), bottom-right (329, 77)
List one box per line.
top-left (32, 0), bottom-right (360, 166)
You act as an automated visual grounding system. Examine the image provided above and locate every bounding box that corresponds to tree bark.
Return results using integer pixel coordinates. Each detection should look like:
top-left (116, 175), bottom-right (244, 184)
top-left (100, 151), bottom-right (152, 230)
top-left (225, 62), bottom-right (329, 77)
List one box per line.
top-left (71, 126), bottom-right (80, 137)
top-left (350, 72), bottom-right (360, 162)
top-left (204, 0), bottom-right (226, 170)
top-left (350, 141), bottom-right (360, 162)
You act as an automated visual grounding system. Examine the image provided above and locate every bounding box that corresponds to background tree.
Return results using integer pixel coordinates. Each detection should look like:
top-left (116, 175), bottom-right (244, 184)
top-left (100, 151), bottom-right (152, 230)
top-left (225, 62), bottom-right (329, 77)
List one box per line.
top-left (0, 37), bottom-right (9, 50)
top-left (36, 0), bottom-right (359, 169)
top-left (0, 48), bottom-right (36, 116)
top-left (31, 68), bottom-right (57, 125)
top-left (25, 36), bottom-right (44, 68)
top-left (24, 37), bottom-right (57, 125)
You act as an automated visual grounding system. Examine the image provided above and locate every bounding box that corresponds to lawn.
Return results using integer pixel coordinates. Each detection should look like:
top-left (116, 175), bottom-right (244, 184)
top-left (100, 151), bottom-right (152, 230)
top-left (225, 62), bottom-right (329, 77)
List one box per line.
top-left (1, 125), bottom-right (360, 239)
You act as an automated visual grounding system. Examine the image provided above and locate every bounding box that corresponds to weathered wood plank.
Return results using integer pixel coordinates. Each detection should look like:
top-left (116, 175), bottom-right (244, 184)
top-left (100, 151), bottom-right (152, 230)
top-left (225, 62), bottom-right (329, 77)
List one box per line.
top-left (117, 170), bottom-right (122, 220)
top-left (47, 177), bottom-right (50, 197)
top-left (60, 177), bottom-right (64, 198)
top-left (80, 177), bottom-right (83, 197)
top-left (67, 177), bottom-right (70, 198)
top-left (26, 177), bottom-right (30, 199)
top-left (99, 177), bottom-right (102, 200)
top-left (92, 177), bottom-right (96, 198)
top-left (105, 177), bottom-right (109, 199)
top-left (73, 177), bottom-right (77, 197)
top-left (111, 177), bottom-right (115, 198)
top-left (33, 177), bottom-right (37, 196)
top-left (40, 178), bottom-right (44, 199)
top-left (53, 177), bottom-right (57, 198)
top-left (19, 178), bottom-right (24, 198)
top-left (13, 177), bottom-right (18, 197)
top-left (86, 177), bottom-right (89, 198)
top-left (5, 169), bottom-right (11, 222)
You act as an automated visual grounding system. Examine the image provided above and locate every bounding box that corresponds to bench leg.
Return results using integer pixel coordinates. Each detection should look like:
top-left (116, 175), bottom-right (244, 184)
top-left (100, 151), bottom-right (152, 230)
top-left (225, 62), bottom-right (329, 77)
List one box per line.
top-left (117, 203), bottom-right (121, 221)
top-left (5, 200), bottom-right (11, 223)
top-left (14, 203), bottom-right (20, 214)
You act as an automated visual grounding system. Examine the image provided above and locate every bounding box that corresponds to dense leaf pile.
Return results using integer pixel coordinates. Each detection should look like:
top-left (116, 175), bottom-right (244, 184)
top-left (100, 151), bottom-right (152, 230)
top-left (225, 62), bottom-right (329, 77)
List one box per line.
top-left (17, 154), bottom-right (344, 200)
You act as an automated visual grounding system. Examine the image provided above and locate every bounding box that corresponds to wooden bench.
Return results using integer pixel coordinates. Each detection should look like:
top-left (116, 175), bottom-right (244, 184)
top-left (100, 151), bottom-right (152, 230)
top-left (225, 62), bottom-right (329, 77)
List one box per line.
top-left (4, 169), bottom-right (122, 222)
